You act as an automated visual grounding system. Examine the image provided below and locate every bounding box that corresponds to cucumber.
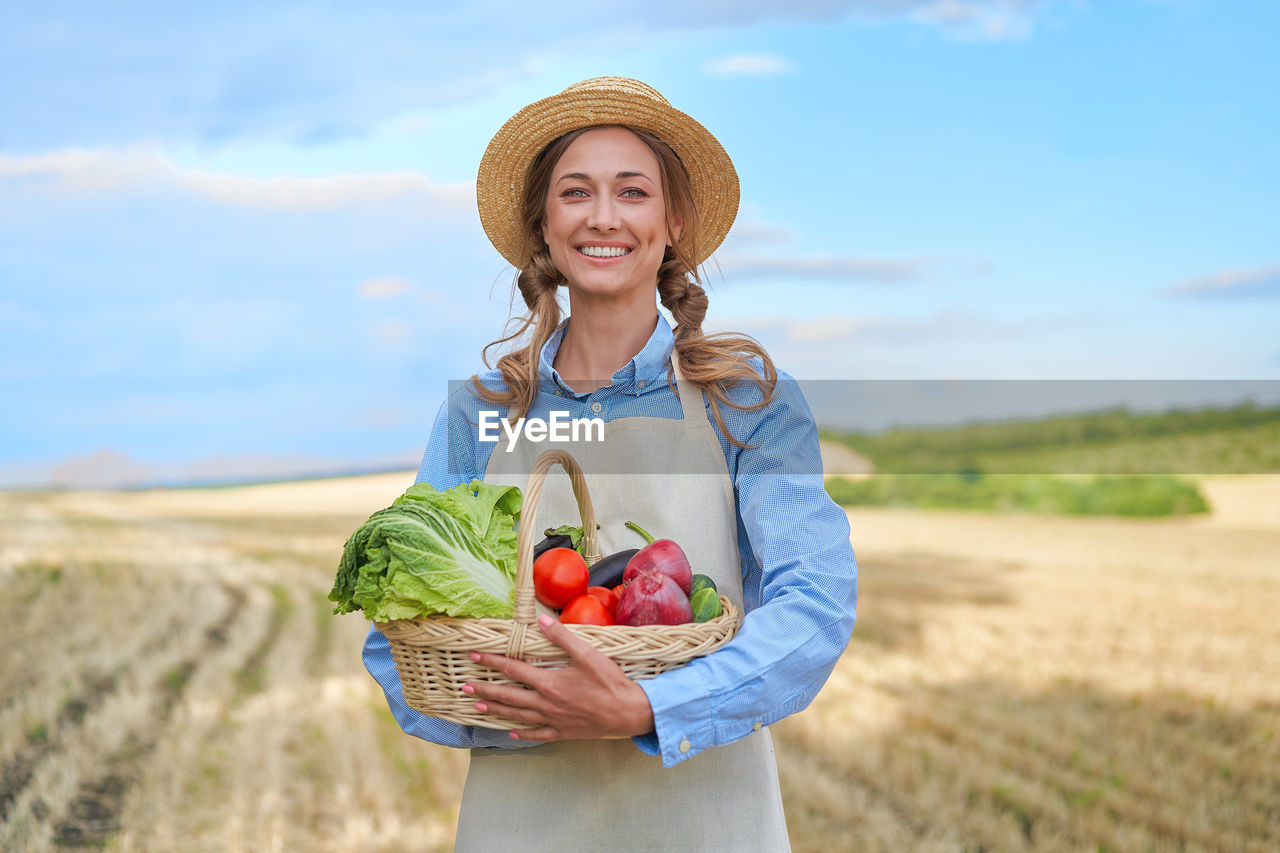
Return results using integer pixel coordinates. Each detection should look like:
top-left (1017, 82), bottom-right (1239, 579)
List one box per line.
top-left (690, 573), bottom-right (717, 598)
top-left (690, 587), bottom-right (722, 622)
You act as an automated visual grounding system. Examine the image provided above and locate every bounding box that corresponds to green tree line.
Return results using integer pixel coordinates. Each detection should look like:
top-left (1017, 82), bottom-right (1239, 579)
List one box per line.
top-left (821, 401), bottom-right (1280, 475)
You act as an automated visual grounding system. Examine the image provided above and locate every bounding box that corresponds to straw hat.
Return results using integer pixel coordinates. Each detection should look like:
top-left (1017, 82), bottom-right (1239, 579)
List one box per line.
top-left (476, 76), bottom-right (739, 270)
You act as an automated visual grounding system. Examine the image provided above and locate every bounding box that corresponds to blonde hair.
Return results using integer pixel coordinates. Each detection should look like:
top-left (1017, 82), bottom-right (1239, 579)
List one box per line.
top-left (471, 126), bottom-right (777, 447)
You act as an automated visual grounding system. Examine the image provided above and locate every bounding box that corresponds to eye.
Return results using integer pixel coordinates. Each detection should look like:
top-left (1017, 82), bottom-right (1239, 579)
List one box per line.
top-left (560, 187), bottom-right (588, 198)
top-left (621, 188), bottom-right (649, 199)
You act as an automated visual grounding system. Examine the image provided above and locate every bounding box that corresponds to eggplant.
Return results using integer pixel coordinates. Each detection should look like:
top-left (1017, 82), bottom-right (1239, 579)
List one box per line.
top-left (533, 533), bottom-right (575, 560)
top-left (586, 519), bottom-right (661, 588)
top-left (588, 548), bottom-right (638, 589)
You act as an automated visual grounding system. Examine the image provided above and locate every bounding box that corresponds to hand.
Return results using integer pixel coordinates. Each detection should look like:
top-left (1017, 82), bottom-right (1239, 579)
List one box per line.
top-left (463, 614), bottom-right (655, 742)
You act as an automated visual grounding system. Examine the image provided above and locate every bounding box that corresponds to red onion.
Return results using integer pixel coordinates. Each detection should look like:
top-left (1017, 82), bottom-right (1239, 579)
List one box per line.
top-left (616, 570), bottom-right (692, 626)
top-left (622, 539), bottom-right (693, 596)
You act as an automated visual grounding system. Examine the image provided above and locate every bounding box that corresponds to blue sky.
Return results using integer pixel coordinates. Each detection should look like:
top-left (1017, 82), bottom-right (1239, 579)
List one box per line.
top-left (2, 0), bottom-right (1277, 487)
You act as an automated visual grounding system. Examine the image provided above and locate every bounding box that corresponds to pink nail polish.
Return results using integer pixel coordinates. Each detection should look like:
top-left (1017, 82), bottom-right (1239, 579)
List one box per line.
top-left (538, 614), bottom-right (553, 628)
top-left (475, 702), bottom-right (487, 712)
top-left (509, 732), bottom-right (519, 740)
top-left (461, 684), bottom-right (474, 695)
top-left (470, 652), bottom-right (481, 662)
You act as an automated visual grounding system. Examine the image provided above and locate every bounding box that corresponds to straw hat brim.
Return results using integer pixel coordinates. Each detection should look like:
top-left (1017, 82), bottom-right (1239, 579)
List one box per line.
top-left (476, 77), bottom-right (739, 270)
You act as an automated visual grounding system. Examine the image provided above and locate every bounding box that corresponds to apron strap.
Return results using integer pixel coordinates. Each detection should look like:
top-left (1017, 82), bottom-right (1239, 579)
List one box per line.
top-left (669, 350), bottom-right (708, 426)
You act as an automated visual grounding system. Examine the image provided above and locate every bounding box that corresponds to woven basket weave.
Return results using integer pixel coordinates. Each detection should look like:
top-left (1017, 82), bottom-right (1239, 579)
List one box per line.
top-left (377, 448), bottom-right (741, 729)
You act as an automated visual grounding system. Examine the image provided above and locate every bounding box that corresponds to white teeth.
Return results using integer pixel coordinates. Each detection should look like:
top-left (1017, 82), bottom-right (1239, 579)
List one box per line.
top-left (578, 246), bottom-right (631, 258)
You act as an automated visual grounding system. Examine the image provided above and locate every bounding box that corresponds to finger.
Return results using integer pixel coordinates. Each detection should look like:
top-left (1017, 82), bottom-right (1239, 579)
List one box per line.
top-left (510, 725), bottom-right (561, 743)
top-left (536, 614), bottom-right (604, 665)
top-left (539, 617), bottom-right (629, 684)
top-left (466, 680), bottom-right (547, 711)
top-left (469, 652), bottom-right (552, 691)
top-left (473, 698), bottom-right (547, 726)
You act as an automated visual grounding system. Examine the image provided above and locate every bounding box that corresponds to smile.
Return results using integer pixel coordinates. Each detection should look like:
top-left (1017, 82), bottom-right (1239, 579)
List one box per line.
top-left (576, 245), bottom-right (632, 258)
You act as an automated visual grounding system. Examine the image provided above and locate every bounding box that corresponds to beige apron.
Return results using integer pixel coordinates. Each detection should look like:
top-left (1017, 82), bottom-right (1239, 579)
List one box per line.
top-left (454, 359), bottom-right (792, 853)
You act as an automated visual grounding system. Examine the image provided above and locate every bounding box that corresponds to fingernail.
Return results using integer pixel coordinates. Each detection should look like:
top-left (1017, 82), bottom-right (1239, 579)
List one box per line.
top-left (509, 731), bottom-right (519, 740)
top-left (470, 652), bottom-right (481, 662)
top-left (474, 702), bottom-right (488, 712)
top-left (538, 614), bottom-right (553, 628)
top-left (461, 684), bottom-right (474, 695)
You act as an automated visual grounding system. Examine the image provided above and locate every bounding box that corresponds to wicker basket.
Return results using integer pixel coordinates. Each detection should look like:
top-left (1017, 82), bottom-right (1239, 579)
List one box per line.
top-left (377, 447), bottom-right (741, 729)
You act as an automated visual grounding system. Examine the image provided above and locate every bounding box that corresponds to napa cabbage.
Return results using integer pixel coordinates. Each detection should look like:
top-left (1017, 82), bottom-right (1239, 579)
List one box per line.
top-left (329, 479), bottom-right (522, 621)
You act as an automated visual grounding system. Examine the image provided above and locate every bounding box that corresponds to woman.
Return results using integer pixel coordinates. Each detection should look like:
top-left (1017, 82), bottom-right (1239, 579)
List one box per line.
top-left (362, 77), bottom-right (857, 851)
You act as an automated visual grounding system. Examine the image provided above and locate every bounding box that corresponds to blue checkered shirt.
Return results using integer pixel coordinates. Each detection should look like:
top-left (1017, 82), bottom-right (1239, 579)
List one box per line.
top-left (362, 317), bottom-right (857, 767)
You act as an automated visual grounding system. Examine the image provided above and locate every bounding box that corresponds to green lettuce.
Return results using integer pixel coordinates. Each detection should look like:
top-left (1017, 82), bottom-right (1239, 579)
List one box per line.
top-left (329, 479), bottom-right (523, 621)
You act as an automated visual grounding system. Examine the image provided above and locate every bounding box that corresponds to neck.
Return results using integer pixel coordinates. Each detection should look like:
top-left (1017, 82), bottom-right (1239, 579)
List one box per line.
top-left (554, 295), bottom-right (660, 393)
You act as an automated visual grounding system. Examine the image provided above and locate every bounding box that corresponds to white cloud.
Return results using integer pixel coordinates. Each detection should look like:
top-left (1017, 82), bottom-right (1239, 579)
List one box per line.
top-left (359, 277), bottom-right (416, 299)
top-left (0, 146), bottom-right (474, 211)
top-left (180, 168), bottom-right (470, 210)
top-left (716, 251), bottom-right (990, 282)
top-left (721, 222), bottom-right (796, 248)
top-left (721, 253), bottom-right (925, 281)
top-left (706, 53), bottom-right (793, 76)
top-left (370, 321), bottom-right (412, 346)
top-left (1165, 265), bottom-right (1280, 299)
top-left (710, 309), bottom-right (985, 343)
top-left (0, 148), bottom-right (164, 192)
top-left (909, 0), bottom-right (1045, 40)
top-left (781, 315), bottom-right (874, 342)
top-left (706, 306), bottom-right (1104, 380)
top-left (1, 2), bottom-right (1063, 153)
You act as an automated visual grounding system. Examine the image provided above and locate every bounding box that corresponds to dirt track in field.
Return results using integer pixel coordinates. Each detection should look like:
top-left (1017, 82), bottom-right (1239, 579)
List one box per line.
top-left (1, 473), bottom-right (1276, 851)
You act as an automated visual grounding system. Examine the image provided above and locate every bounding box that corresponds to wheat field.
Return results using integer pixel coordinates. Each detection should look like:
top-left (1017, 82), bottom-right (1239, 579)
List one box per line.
top-left (1, 474), bottom-right (1276, 851)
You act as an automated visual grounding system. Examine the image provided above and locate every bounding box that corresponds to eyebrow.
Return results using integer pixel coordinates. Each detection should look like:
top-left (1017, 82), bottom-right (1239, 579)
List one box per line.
top-left (556, 170), bottom-right (653, 184)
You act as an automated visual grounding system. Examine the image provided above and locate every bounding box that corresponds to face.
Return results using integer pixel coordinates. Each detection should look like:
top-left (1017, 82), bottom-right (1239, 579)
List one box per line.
top-left (541, 126), bottom-right (681, 301)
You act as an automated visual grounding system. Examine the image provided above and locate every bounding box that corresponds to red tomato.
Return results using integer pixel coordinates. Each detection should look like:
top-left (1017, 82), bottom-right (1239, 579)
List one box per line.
top-left (585, 585), bottom-right (619, 618)
top-left (560, 594), bottom-right (615, 626)
top-left (532, 548), bottom-right (589, 609)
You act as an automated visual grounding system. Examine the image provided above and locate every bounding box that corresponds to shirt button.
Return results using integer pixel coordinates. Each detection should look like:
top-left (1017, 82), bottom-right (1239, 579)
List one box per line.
top-left (590, 402), bottom-right (602, 414)
top-left (753, 721), bottom-right (763, 731)
top-left (679, 738), bottom-right (690, 753)
top-left (637, 380), bottom-right (645, 388)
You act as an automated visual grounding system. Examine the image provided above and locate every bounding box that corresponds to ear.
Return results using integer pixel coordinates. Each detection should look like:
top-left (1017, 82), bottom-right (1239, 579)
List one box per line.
top-left (667, 214), bottom-right (683, 247)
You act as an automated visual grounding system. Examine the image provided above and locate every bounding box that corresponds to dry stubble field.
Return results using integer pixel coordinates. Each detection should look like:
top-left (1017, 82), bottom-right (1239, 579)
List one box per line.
top-left (0, 473), bottom-right (1277, 851)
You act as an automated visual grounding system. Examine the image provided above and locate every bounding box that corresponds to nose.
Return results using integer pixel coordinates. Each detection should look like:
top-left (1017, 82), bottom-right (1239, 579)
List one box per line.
top-left (586, 195), bottom-right (620, 232)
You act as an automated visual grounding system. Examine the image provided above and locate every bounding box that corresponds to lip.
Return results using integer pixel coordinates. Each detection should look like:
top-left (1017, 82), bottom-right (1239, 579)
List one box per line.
top-left (574, 242), bottom-right (635, 264)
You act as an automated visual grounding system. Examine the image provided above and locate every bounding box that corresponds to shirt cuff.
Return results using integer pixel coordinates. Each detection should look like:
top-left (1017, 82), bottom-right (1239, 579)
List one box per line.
top-left (634, 663), bottom-right (717, 768)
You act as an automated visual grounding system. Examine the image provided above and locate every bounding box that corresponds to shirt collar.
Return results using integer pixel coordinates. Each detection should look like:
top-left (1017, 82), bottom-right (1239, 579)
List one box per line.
top-left (538, 315), bottom-right (675, 397)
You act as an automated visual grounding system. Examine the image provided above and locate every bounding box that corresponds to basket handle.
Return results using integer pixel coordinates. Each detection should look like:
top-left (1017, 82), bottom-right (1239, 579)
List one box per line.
top-left (508, 449), bottom-right (600, 653)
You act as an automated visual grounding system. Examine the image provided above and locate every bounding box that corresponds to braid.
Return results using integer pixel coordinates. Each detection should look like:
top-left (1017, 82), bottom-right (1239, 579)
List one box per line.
top-left (657, 253), bottom-right (707, 340)
top-left (655, 252), bottom-right (776, 449)
top-left (517, 248), bottom-right (564, 310)
top-left (475, 248), bottom-right (564, 420)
